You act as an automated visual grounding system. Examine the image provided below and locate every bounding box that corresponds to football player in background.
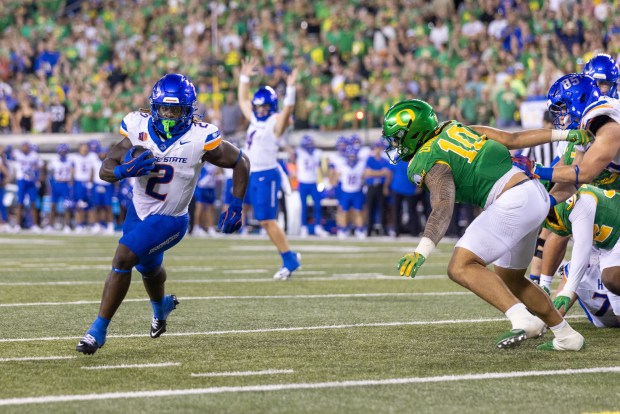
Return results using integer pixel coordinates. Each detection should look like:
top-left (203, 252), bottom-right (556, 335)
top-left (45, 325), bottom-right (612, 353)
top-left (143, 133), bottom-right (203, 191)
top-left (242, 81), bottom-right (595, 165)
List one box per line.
top-left (582, 53), bottom-right (619, 98)
top-left (12, 141), bottom-right (43, 232)
top-left (76, 73), bottom-right (249, 355)
top-left (237, 56), bottom-right (301, 280)
top-left (70, 142), bottom-right (95, 233)
top-left (47, 144), bottom-right (73, 232)
top-left (0, 145), bottom-right (10, 232)
top-left (543, 185), bottom-right (620, 326)
top-left (90, 147), bottom-right (116, 235)
top-left (382, 99), bottom-right (590, 351)
top-left (331, 145), bottom-right (367, 239)
top-left (192, 162), bottom-right (220, 237)
top-left (296, 134), bottom-right (328, 237)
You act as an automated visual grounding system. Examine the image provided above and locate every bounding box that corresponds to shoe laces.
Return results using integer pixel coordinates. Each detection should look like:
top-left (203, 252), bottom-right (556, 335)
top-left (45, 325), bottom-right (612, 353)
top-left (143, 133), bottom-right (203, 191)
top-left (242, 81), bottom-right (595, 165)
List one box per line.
top-left (81, 334), bottom-right (97, 346)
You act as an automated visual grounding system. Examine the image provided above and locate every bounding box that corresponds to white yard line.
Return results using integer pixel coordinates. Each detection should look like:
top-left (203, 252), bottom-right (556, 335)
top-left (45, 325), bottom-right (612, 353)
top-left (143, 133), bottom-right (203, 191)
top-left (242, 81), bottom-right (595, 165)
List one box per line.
top-left (0, 315), bottom-right (586, 343)
top-left (191, 369), bottom-right (294, 377)
top-left (0, 356), bottom-right (77, 362)
top-left (81, 362), bottom-right (180, 370)
top-left (0, 366), bottom-right (616, 406)
top-left (0, 274), bottom-right (448, 286)
top-left (0, 292), bottom-right (471, 308)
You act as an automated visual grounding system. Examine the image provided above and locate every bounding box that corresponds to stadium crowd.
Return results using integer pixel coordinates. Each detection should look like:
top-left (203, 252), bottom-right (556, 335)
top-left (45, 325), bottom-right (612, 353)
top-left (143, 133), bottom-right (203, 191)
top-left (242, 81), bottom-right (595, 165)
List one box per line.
top-left (1, 0), bottom-right (620, 134)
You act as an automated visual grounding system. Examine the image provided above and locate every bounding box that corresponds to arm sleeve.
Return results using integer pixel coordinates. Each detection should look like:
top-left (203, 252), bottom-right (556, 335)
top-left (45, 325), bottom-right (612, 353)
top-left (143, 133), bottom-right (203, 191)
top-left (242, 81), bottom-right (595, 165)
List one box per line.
top-left (564, 194), bottom-right (597, 294)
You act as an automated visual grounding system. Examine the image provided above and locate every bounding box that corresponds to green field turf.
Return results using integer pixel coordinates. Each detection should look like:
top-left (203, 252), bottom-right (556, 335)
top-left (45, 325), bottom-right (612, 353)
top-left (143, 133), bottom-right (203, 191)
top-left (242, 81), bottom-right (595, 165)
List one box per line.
top-left (0, 234), bottom-right (618, 414)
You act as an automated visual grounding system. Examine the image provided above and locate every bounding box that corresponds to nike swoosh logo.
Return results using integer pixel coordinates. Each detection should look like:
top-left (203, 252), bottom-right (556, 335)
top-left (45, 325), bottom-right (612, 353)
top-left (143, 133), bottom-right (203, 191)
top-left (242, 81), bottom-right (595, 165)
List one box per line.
top-left (180, 141), bottom-right (191, 145)
top-left (126, 166), bottom-right (135, 172)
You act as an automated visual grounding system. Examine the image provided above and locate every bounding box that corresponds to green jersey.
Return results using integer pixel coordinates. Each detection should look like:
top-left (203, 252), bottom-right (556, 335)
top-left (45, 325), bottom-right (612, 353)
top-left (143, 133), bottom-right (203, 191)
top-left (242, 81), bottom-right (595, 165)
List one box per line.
top-left (550, 185), bottom-right (620, 250)
top-left (562, 142), bottom-right (620, 190)
top-left (407, 121), bottom-right (513, 208)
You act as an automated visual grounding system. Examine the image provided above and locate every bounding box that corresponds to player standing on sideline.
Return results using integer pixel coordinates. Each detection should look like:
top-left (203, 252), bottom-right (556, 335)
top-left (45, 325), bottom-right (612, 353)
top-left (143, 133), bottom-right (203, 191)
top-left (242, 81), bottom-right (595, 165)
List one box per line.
top-left (192, 162), bottom-right (219, 237)
top-left (70, 143), bottom-right (95, 233)
top-left (237, 56), bottom-right (301, 280)
top-left (76, 73), bottom-right (249, 355)
top-left (90, 147), bottom-right (116, 235)
top-left (12, 141), bottom-right (43, 232)
top-left (542, 185), bottom-right (620, 328)
top-left (296, 134), bottom-right (328, 237)
top-left (0, 145), bottom-right (10, 232)
top-left (382, 99), bottom-right (591, 351)
top-left (47, 144), bottom-right (73, 232)
top-left (332, 146), bottom-right (367, 239)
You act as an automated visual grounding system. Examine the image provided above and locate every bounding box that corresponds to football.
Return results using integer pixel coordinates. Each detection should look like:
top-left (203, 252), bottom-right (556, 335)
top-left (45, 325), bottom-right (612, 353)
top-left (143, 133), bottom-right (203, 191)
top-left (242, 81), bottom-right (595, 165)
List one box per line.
top-left (131, 145), bottom-right (154, 159)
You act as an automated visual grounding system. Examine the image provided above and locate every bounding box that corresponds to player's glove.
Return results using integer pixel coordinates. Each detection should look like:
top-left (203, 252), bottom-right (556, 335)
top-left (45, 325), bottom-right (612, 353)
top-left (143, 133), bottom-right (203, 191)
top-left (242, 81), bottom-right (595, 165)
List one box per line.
top-left (218, 197), bottom-right (243, 234)
top-left (552, 289), bottom-right (575, 314)
top-left (566, 129), bottom-right (594, 146)
top-left (114, 147), bottom-right (156, 179)
top-left (397, 252), bottom-right (426, 278)
top-left (511, 155), bottom-right (539, 179)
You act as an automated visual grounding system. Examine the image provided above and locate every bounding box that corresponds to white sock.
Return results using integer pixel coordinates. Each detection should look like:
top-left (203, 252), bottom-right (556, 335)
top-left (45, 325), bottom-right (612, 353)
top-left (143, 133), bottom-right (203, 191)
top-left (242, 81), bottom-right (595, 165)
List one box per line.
top-left (540, 274), bottom-right (554, 290)
top-left (505, 303), bottom-right (531, 329)
top-left (550, 319), bottom-right (573, 339)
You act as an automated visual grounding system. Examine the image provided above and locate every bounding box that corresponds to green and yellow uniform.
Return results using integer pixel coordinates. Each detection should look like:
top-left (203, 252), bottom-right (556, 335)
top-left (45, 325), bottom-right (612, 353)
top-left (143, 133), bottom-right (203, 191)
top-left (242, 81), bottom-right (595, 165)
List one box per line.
top-left (407, 121), bottom-right (513, 208)
top-left (546, 185), bottom-right (620, 250)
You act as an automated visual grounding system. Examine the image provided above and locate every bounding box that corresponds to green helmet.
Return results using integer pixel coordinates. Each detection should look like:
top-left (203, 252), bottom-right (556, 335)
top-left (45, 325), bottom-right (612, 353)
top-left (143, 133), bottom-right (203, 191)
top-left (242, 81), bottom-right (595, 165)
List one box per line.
top-left (382, 99), bottom-right (438, 163)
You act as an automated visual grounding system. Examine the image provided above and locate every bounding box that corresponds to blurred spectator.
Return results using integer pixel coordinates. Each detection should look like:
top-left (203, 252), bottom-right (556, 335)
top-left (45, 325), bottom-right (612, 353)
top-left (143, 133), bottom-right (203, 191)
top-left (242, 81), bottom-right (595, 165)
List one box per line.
top-left (0, 0), bottom-right (618, 133)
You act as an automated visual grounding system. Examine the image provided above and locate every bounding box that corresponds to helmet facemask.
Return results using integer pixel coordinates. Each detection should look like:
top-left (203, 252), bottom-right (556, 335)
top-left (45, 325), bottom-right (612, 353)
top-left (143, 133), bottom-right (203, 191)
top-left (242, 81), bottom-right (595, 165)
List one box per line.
top-left (151, 102), bottom-right (195, 139)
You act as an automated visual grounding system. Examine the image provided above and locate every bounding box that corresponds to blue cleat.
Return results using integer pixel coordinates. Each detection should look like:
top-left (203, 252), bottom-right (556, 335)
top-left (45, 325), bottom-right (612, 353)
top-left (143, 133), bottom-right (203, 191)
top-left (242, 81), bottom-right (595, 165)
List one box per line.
top-left (150, 295), bottom-right (179, 338)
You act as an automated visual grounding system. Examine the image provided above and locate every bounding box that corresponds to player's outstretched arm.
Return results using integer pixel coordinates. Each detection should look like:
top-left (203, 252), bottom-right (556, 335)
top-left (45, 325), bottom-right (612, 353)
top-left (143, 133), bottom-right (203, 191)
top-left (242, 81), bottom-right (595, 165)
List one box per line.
top-left (398, 163), bottom-right (455, 278)
top-left (470, 125), bottom-right (592, 150)
top-left (537, 122), bottom-right (620, 185)
top-left (238, 56), bottom-right (260, 122)
top-left (274, 68), bottom-right (298, 138)
top-left (99, 137), bottom-right (134, 183)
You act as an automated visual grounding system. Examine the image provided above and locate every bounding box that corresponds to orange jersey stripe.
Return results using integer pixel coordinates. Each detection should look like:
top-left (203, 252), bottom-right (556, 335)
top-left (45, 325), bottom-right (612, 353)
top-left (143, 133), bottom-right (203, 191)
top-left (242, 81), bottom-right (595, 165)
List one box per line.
top-left (203, 137), bottom-right (222, 151)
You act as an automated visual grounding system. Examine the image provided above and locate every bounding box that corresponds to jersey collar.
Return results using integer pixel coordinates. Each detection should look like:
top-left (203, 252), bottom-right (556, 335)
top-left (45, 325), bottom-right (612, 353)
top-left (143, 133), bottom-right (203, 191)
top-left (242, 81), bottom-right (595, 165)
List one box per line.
top-left (148, 119), bottom-right (184, 152)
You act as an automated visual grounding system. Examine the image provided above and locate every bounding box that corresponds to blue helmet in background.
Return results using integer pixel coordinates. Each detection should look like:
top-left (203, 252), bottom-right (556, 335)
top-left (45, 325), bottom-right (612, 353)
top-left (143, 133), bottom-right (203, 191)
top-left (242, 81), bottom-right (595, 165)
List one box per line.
top-left (335, 135), bottom-right (348, 155)
top-left (349, 134), bottom-right (362, 151)
top-left (56, 143), bottom-right (69, 154)
top-left (252, 86), bottom-right (278, 121)
top-left (88, 139), bottom-right (101, 153)
top-left (547, 73), bottom-right (601, 130)
top-left (582, 53), bottom-right (619, 98)
top-left (300, 135), bottom-right (315, 153)
top-left (150, 73), bottom-right (197, 139)
top-left (345, 145), bottom-right (358, 167)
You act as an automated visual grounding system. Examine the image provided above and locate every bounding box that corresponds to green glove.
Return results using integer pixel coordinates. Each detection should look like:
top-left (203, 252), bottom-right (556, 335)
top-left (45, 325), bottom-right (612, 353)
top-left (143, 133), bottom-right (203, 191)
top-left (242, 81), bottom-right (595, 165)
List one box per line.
top-left (553, 295), bottom-right (571, 313)
top-left (566, 129), bottom-right (594, 145)
top-left (397, 252), bottom-right (426, 278)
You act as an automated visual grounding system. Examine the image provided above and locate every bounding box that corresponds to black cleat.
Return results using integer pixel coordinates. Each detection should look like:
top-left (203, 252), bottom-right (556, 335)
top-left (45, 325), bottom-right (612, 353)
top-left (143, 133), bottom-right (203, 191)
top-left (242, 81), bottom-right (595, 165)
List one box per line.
top-left (76, 334), bottom-right (102, 355)
top-left (150, 295), bottom-right (179, 338)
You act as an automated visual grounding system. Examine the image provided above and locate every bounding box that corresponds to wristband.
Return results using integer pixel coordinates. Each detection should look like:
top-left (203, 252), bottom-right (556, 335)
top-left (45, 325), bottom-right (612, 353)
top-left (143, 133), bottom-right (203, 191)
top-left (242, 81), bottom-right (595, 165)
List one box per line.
top-left (549, 194), bottom-right (557, 208)
top-left (414, 237), bottom-right (436, 258)
top-left (113, 165), bottom-right (125, 180)
top-left (239, 74), bottom-right (250, 84)
top-left (575, 165), bottom-right (580, 187)
top-left (229, 196), bottom-right (243, 209)
top-left (551, 129), bottom-right (569, 142)
top-left (283, 85), bottom-right (296, 106)
top-left (534, 166), bottom-right (553, 182)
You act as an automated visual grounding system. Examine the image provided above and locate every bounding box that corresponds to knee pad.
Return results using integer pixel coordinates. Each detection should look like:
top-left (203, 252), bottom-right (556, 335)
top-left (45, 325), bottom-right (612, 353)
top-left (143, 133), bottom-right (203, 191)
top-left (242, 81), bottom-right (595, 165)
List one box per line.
top-left (534, 236), bottom-right (545, 259)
